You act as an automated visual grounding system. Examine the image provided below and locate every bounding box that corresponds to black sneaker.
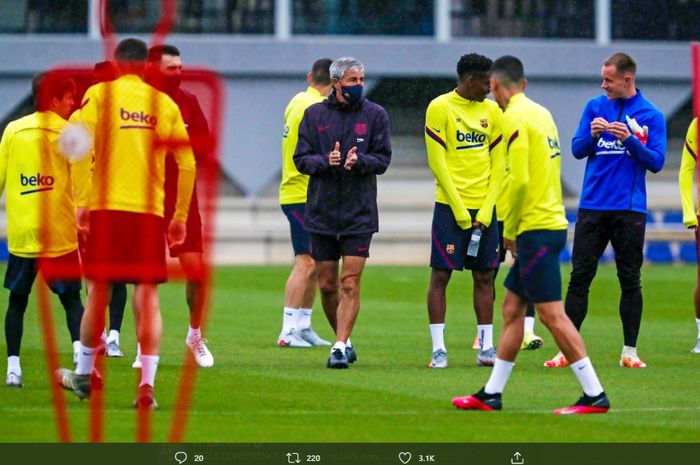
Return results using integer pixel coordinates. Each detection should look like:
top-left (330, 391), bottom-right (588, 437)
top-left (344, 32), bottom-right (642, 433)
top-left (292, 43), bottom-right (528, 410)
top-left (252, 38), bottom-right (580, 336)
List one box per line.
top-left (554, 391), bottom-right (610, 414)
top-left (55, 368), bottom-right (91, 400)
top-left (452, 387), bottom-right (502, 411)
top-left (326, 348), bottom-right (349, 369)
top-left (346, 346), bottom-right (357, 364)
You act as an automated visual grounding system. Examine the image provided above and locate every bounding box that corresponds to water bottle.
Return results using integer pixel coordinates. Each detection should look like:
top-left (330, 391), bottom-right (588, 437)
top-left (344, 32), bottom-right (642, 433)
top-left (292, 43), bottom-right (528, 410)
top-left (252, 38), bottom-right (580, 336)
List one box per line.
top-left (467, 228), bottom-right (482, 257)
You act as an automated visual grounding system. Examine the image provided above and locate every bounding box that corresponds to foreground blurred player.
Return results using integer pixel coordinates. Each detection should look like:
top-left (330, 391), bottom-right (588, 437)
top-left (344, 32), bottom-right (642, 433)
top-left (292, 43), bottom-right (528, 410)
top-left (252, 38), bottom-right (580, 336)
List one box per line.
top-left (277, 58), bottom-right (333, 348)
top-left (56, 38), bottom-right (195, 409)
top-left (678, 117), bottom-right (700, 353)
top-left (0, 74), bottom-right (85, 387)
top-left (294, 57), bottom-right (391, 368)
top-left (424, 53), bottom-right (505, 368)
top-left (453, 56), bottom-right (609, 414)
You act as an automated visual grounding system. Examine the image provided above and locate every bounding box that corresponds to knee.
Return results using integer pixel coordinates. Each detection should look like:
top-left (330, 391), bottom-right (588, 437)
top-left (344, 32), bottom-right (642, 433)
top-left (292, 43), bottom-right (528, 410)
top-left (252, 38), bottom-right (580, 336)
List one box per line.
top-left (340, 274), bottom-right (360, 298)
top-left (617, 271), bottom-right (641, 292)
top-left (473, 272), bottom-right (494, 291)
top-left (318, 276), bottom-right (338, 295)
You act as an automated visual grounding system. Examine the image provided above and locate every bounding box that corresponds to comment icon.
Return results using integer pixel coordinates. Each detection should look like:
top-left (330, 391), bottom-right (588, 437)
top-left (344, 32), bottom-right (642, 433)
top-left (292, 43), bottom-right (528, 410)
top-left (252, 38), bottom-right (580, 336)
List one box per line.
top-left (175, 451), bottom-right (188, 464)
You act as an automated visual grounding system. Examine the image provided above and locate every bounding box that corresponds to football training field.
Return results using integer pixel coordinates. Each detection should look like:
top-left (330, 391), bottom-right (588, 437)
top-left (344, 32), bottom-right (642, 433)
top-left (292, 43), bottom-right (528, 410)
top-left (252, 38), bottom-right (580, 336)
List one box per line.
top-left (0, 264), bottom-right (698, 443)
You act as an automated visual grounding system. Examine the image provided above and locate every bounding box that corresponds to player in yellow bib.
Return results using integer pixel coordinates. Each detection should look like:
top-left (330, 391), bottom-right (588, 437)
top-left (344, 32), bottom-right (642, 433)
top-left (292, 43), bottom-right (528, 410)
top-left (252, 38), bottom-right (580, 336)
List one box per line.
top-left (424, 53), bottom-right (505, 369)
top-left (453, 55), bottom-right (609, 415)
top-left (678, 117), bottom-right (700, 353)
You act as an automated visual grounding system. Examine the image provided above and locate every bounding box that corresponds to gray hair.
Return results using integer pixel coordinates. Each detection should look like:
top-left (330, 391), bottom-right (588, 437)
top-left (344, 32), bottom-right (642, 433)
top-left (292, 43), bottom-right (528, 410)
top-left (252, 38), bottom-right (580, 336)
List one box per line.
top-left (329, 57), bottom-right (365, 80)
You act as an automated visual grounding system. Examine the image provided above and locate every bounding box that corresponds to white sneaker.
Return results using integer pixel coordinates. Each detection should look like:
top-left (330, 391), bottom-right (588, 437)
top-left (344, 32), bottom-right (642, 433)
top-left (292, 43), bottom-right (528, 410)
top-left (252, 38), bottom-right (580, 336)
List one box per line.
top-left (691, 338), bottom-right (700, 354)
top-left (6, 371), bottom-right (23, 387)
top-left (297, 327), bottom-right (332, 346)
top-left (132, 355), bottom-right (142, 369)
top-left (277, 329), bottom-right (312, 348)
top-left (106, 340), bottom-right (124, 358)
top-left (187, 336), bottom-right (214, 368)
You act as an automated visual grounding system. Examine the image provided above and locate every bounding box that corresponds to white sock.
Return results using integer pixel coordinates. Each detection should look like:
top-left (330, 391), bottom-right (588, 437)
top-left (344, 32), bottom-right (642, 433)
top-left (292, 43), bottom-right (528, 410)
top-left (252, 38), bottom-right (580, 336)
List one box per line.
top-left (72, 340), bottom-right (80, 355)
top-left (696, 318), bottom-right (700, 339)
top-left (76, 343), bottom-right (97, 376)
top-left (187, 326), bottom-right (201, 343)
top-left (281, 307), bottom-right (297, 334)
top-left (429, 323), bottom-right (446, 352)
top-left (570, 356), bottom-right (604, 397)
top-left (136, 343), bottom-right (142, 359)
top-left (107, 330), bottom-right (120, 344)
top-left (484, 358), bottom-right (515, 394)
top-left (7, 356), bottom-right (20, 375)
top-left (100, 329), bottom-right (107, 344)
top-left (621, 345), bottom-right (638, 358)
top-left (332, 341), bottom-right (346, 354)
top-left (524, 316), bottom-right (535, 334)
top-left (346, 338), bottom-right (352, 348)
top-left (297, 308), bottom-right (312, 330)
top-left (477, 324), bottom-right (493, 350)
top-left (140, 354), bottom-right (159, 387)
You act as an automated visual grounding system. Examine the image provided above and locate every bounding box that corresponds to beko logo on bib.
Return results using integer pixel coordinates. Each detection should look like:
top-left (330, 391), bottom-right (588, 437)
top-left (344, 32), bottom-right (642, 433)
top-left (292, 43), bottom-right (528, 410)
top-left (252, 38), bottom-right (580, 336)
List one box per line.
top-left (456, 130), bottom-right (486, 143)
top-left (20, 172), bottom-right (55, 195)
top-left (120, 108), bottom-right (157, 128)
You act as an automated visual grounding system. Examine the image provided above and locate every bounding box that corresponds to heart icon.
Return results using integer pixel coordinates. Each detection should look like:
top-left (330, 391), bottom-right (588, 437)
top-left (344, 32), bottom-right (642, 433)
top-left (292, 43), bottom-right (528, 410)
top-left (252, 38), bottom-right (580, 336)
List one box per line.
top-left (398, 452), bottom-right (412, 464)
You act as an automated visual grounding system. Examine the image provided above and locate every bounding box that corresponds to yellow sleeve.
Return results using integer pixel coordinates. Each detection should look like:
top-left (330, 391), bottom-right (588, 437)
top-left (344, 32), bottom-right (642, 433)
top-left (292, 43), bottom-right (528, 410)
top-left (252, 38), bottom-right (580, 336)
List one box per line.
top-left (170, 108), bottom-right (196, 223)
top-left (77, 86), bottom-right (98, 135)
top-left (0, 125), bottom-right (11, 197)
top-left (70, 156), bottom-right (91, 207)
top-left (425, 100), bottom-right (471, 230)
top-left (475, 107), bottom-right (505, 227)
top-left (679, 118), bottom-right (698, 228)
top-left (504, 121), bottom-right (530, 240)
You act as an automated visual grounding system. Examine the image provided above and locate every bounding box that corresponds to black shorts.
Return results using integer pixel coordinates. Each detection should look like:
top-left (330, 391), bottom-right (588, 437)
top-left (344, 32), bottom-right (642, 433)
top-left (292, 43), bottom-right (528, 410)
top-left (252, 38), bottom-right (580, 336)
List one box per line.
top-left (498, 220), bottom-right (507, 263)
top-left (164, 192), bottom-right (203, 258)
top-left (4, 251), bottom-right (82, 295)
top-left (282, 203), bottom-right (311, 256)
top-left (504, 229), bottom-right (567, 303)
top-left (430, 203), bottom-right (499, 271)
top-left (309, 233), bottom-right (372, 261)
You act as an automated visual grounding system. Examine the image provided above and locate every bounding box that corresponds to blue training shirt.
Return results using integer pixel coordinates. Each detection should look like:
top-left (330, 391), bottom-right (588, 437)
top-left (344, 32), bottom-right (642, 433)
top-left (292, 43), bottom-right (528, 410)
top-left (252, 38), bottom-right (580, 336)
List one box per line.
top-left (571, 89), bottom-right (665, 214)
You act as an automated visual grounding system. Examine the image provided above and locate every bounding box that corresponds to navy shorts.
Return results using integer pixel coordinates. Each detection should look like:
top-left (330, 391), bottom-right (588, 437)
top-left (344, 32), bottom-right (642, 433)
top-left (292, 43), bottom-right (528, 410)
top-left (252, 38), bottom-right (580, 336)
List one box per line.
top-left (504, 229), bottom-right (567, 303)
top-left (4, 251), bottom-right (82, 295)
top-left (309, 233), bottom-right (372, 261)
top-left (282, 203), bottom-right (311, 255)
top-left (430, 203), bottom-right (499, 271)
top-left (497, 220), bottom-right (507, 263)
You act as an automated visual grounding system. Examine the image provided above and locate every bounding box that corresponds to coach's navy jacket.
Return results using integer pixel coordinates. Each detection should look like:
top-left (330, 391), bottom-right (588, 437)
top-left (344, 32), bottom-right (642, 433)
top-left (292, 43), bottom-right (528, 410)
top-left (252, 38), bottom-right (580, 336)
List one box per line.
top-left (294, 92), bottom-right (392, 236)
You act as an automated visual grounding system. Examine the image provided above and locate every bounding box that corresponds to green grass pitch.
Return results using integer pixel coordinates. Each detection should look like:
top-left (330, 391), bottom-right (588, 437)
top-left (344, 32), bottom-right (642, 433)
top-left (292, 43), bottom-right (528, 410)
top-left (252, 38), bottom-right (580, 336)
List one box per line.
top-left (0, 264), bottom-right (698, 442)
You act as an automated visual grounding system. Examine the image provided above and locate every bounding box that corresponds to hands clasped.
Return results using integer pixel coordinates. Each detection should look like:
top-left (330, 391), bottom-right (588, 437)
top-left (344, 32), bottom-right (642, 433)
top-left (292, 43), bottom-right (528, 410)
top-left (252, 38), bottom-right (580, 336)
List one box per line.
top-left (329, 141), bottom-right (358, 170)
top-left (590, 117), bottom-right (631, 141)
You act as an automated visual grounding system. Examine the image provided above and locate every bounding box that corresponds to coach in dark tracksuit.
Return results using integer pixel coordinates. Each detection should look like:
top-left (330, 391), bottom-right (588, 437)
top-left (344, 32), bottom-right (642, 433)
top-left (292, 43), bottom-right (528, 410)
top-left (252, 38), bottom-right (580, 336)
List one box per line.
top-left (294, 56), bottom-right (391, 369)
top-left (545, 52), bottom-right (665, 369)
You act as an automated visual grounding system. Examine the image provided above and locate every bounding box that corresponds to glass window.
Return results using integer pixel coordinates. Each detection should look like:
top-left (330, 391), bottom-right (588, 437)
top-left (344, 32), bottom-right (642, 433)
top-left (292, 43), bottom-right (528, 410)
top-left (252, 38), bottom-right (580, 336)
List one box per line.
top-left (106, 0), bottom-right (274, 34)
top-left (451, 0), bottom-right (593, 38)
top-left (0, 0), bottom-right (88, 33)
top-left (612, 0), bottom-right (700, 41)
top-left (293, 0), bottom-right (434, 35)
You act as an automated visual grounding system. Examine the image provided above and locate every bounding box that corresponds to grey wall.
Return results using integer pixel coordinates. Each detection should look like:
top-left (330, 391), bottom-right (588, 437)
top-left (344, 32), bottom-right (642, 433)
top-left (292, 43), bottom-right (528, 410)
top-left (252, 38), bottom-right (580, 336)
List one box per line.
top-left (0, 35), bottom-right (692, 196)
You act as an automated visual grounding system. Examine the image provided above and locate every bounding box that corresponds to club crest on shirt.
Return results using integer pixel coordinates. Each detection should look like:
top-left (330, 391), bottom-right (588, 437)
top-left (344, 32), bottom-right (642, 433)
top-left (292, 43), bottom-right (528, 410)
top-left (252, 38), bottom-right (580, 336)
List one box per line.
top-left (354, 123), bottom-right (368, 136)
top-left (480, 119), bottom-right (488, 128)
top-left (446, 244), bottom-right (455, 254)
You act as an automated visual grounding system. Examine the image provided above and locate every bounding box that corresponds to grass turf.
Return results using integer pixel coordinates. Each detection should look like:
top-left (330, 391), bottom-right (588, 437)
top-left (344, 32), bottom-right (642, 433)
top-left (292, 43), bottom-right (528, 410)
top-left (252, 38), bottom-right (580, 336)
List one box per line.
top-left (0, 264), bottom-right (698, 442)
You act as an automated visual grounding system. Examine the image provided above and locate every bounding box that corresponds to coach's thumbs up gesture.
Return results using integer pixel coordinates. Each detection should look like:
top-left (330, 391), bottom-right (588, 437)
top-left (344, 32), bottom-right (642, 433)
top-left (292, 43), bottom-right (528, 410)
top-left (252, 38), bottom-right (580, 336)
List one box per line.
top-left (329, 141), bottom-right (341, 166)
top-left (344, 146), bottom-right (358, 170)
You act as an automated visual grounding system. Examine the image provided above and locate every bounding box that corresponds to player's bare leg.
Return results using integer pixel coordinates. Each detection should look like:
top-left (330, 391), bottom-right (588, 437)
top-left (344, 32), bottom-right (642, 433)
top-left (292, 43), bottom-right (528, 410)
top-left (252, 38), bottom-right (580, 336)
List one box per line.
top-left (316, 260), bottom-right (339, 333)
top-left (325, 257), bottom-right (365, 368)
top-left (427, 268), bottom-right (451, 367)
top-left (473, 269), bottom-right (496, 365)
top-left (180, 252), bottom-right (214, 366)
